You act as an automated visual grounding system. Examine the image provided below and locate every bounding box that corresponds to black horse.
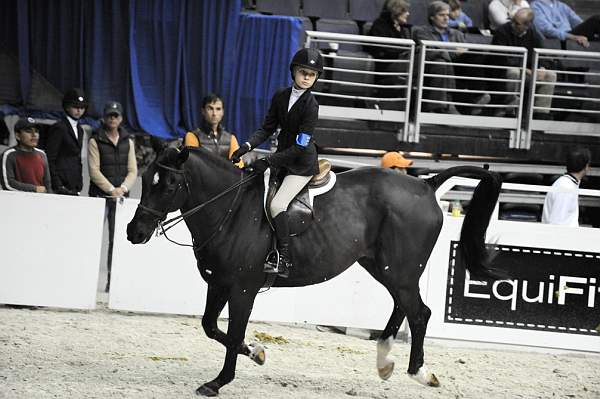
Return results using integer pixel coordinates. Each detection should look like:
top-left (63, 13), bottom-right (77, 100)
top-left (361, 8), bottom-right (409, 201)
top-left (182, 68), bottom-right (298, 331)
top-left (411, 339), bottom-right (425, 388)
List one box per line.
top-left (127, 147), bottom-right (505, 396)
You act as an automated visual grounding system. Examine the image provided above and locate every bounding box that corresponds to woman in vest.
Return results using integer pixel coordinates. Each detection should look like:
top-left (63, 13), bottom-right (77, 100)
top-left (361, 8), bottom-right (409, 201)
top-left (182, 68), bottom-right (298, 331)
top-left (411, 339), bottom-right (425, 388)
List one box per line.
top-left (88, 101), bottom-right (137, 292)
top-left (183, 93), bottom-right (244, 168)
top-left (231, 48), bottom-right (323, 278)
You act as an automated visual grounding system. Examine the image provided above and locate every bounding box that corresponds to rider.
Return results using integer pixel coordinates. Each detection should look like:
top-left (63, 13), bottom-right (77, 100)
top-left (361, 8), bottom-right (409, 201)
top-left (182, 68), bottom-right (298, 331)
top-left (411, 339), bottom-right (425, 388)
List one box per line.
top-left (231, 48), bottom-right (323, 278)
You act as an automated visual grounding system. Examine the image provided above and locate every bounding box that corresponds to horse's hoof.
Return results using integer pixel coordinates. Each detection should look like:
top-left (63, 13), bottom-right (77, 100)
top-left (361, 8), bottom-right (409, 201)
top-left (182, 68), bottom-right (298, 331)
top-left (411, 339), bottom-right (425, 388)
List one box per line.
top-left (377, 361), bottom-right (395, 380)
top-left (249, 342), bottom-right (266, 365)
top-left (196, 384), bottom-right (219, 397)
top-left (408, 366), bottom-right (440, 387)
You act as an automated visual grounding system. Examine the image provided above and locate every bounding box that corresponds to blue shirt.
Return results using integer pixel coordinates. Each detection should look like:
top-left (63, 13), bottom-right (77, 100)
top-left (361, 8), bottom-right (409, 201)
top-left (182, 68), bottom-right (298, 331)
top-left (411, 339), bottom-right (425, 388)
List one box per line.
top-left (449, 11), bottom-right (473, 29)
top-left (531, 0), bottom-right (582, 40)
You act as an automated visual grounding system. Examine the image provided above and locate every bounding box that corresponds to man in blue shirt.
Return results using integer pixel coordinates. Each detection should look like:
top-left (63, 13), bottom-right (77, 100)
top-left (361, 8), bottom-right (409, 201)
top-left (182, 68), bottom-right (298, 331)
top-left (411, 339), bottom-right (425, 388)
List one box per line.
top-left (532, 0), bottom-right (600, 48)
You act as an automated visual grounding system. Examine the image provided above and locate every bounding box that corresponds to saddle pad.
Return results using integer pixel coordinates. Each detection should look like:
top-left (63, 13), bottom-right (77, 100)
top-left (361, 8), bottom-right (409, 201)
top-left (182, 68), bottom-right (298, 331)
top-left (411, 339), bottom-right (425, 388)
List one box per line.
top-left (263, 168), bottom-right (336, 210)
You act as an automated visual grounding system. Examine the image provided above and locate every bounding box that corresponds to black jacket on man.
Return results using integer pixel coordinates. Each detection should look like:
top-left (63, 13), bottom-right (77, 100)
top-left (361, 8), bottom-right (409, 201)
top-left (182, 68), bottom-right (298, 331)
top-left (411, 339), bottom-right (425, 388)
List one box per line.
top-left (247, 87), bottom-right (319, 176)
top-left (45, 116), bottom-right (84, 194)
top-left (491, 22), bottom-right (545, 68)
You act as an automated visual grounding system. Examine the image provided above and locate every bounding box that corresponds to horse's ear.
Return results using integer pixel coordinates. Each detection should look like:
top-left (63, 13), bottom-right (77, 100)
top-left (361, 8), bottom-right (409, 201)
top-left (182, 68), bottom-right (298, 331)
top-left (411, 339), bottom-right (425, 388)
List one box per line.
top-left (176, 147), bottom-right (190, 167)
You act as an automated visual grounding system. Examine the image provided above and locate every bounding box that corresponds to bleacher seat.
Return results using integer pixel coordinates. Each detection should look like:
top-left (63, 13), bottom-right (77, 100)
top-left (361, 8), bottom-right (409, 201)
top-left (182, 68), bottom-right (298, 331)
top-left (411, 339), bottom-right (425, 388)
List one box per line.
top-left (315, 19), bottom-right (360, 51)
top-left (465, 33), bottom-right (492, 44)
top-left (349, 0), bottom-right (385, 22)
top-left (461, 0), bottom-right (484, 29)
top-left (409, 2), bottom-right (429, 27)
top-left (303, 0), bottom-right (348, 19)
top-left (363, 22), bottom-right (373, 36)
top-left (255, 0), bottom-right (301, 16)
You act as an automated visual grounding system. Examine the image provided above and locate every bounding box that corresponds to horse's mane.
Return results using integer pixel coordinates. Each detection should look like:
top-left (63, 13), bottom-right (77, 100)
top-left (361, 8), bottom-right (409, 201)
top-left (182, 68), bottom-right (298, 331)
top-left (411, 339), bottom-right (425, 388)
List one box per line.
top-left (185, 146), bottom-right (241, 175)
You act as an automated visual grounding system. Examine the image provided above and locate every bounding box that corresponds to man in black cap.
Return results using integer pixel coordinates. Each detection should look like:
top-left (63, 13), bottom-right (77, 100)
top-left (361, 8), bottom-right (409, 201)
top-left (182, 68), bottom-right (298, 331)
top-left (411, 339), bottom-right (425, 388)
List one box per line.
top-left (88, 101), bottom-right (137, 292)
top-left (45, 88), bottom-right (88, 195)
top-left (0, 117), bottom-right (52, 193)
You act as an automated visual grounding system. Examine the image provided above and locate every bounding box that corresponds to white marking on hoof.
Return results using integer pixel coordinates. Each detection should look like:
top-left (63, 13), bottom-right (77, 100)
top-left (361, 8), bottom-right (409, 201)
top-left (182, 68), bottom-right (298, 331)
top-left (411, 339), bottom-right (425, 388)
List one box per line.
top-left (376, 336), bottom-right (395, 380)
top-left (408, 365), bottom-right (440, 387)
top-left (248, 342), bottom-right (266, 365)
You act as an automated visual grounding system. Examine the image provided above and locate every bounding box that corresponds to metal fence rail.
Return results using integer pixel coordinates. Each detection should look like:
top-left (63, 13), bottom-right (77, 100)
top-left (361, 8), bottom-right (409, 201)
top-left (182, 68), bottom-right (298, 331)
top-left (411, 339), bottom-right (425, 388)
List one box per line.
top-left (305, 31), bottom-right (415, 140)
top-left (524, 48), bottom-right (600, 149)
top-left (413, 40), bottom-right (528, 148)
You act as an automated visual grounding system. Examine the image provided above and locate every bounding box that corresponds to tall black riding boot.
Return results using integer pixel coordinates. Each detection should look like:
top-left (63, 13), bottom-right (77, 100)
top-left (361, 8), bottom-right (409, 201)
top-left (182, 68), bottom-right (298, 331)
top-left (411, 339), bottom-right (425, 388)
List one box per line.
top-left (272, 212), bottom-right (292, 278)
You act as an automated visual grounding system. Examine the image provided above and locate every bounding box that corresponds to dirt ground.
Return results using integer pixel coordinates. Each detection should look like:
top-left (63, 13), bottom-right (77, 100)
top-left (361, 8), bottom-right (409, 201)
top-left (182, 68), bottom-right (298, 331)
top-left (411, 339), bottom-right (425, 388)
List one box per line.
top-left (1, 305), bottom-right (599, 399)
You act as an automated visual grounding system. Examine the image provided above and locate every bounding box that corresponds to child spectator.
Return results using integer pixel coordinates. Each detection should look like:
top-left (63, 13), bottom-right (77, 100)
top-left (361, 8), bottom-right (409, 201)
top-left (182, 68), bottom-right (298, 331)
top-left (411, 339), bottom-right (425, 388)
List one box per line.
top-left (448, 0), bottom-right (473, 31)
top-left (1, 117), bottom-right (52, 193)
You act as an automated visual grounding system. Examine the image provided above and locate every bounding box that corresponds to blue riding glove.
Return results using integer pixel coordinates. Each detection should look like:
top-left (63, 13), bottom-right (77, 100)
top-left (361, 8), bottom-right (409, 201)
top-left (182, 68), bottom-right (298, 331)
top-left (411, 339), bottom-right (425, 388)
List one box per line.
top-left (252, 158), bottom-right (270, 174)
top-left (231, 142), bottom-right (250, 164)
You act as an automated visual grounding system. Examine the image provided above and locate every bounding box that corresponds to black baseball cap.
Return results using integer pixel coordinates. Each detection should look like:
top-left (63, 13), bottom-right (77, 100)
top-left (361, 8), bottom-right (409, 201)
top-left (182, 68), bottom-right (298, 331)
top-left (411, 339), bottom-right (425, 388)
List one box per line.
top-left (103, 101), bottom-right (123, 117)
top-left (14, 117), bottom-right (40, 132)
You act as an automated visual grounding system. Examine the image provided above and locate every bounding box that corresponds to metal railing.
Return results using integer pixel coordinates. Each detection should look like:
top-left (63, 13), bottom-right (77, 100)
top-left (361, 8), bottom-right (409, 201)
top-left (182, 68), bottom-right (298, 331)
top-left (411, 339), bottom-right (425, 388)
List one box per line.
top-left (305, 31), bottom-right (415, 140)
top-left (524, 48), bottom-right (600, 149)
top-left (413, 40), bottom-right (528, 148)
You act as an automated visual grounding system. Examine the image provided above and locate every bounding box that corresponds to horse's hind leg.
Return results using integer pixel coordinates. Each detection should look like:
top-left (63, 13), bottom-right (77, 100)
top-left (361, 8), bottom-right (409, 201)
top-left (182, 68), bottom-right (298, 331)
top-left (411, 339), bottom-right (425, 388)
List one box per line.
top-left (359, 257), bottom-right (406, 381)
top-left (202, 283), bottom-right (265, 365)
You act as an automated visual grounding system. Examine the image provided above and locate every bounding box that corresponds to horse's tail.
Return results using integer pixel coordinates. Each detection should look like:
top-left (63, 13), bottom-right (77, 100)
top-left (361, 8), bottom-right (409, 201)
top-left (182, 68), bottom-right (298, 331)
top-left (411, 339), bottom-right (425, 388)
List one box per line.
top-left (426, 166), bottom-right (509, 281)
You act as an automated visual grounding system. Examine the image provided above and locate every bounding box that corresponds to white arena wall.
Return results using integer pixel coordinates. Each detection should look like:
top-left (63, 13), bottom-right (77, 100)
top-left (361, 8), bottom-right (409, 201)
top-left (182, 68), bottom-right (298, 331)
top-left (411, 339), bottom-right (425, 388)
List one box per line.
top-left (1, 186), bottom-right (599, 353)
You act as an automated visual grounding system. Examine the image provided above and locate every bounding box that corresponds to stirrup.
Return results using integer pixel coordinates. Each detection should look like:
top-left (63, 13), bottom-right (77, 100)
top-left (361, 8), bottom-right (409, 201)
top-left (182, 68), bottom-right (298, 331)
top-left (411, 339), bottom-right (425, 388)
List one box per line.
top-left (263, 249), bottom-right (280, 274)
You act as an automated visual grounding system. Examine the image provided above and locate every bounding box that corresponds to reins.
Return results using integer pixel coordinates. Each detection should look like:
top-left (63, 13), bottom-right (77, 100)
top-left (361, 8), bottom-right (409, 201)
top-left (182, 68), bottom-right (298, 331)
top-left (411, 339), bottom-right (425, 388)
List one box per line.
top-left (145, 165), bottom-right (258, 248)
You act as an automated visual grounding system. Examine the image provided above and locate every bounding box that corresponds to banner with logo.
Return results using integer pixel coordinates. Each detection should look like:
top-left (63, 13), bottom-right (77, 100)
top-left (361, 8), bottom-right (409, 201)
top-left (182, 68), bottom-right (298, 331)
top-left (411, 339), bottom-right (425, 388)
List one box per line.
top-left (445, 241), bottom-right (600, 336)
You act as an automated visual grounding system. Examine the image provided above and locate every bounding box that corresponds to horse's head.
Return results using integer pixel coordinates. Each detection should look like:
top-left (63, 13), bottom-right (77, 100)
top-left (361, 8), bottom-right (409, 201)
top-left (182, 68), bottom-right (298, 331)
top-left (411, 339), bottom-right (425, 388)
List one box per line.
top-left (127, 147), bottom-right (190, 244)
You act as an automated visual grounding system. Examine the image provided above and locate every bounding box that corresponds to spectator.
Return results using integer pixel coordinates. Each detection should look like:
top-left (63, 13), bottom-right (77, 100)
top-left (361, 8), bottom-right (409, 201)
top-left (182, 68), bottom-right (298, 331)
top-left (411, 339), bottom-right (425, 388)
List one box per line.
top-left (488, 0), bottom-right (530, 31)
top-left (381, 151), bottom-right (413, 174)
top-left (413, 1), bottom-right (490, 114)
top-left (448, 0), bottom-right (473, 31)
top-left (366, 0), bottom-right (413, 99)
top-left (230, 48), bottom-right (323, 279)
top-left (183, 93), bottom-right (244, 167)
top-left (490, 8), bottom-right (557, 118)
top-left (542, 148), bottom-right (591, 226)
top-left (1, 117), bottom-right (52, 193)
top-left (88, 101), bottom-right (137, 292)
top-left (45, 88), bottom-right (87, 195)
top-left (532, 0), bottom-right (600, 48)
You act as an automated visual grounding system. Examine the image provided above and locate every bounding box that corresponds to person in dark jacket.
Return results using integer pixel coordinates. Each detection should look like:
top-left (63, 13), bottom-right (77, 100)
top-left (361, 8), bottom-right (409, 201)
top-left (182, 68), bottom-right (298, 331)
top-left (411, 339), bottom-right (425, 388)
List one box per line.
top-left (366, 0), bottom-right (413, 99)
top-left (490, 8), bottom-right (556, 117)
top-left (230, 48), bottom-right (322, 278)
top-left (45, 88), bottom-right (87, 195)
top-left (88, 101), bottom-right (137, 292)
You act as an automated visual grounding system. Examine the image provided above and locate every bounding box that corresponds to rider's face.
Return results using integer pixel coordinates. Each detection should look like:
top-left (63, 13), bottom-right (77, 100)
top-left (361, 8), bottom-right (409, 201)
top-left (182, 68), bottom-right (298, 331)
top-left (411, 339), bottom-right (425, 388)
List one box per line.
top-left (293, 67), bottom-right (318, 89)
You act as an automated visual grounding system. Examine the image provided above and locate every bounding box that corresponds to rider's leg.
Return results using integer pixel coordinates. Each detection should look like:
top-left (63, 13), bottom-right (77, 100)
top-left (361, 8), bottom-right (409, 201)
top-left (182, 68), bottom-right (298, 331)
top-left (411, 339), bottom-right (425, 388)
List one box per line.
top-left (269, 174), bottom-right (312, 276)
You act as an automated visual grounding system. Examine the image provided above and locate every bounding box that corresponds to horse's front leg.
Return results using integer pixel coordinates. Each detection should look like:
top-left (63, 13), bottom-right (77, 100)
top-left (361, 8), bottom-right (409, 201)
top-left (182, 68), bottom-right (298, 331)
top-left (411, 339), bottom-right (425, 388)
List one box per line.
top-left (196, 285), bottom-right (259, 397)
top-left (201, 283), bottom-right (265, 365)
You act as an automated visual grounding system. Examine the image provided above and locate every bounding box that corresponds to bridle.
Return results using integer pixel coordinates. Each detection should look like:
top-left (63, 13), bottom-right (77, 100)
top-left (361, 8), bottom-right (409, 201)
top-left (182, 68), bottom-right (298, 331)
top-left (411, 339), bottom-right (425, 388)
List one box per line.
top-left (136, 161), bottom-right (257, 250)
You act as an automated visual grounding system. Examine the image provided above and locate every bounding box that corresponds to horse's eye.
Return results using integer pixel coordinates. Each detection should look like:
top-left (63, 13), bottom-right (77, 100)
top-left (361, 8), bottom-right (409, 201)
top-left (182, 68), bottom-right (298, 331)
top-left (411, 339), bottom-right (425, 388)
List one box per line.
top-left (152, 172), bottom-right (160, 185)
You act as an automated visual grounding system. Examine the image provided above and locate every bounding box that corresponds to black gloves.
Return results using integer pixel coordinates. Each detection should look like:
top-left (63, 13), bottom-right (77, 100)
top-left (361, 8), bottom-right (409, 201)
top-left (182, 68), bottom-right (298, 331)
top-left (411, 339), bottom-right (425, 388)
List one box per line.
top-left (231, 142), bottom-right (251, 164)
top-left (252, 158), bottom-right (269, 174)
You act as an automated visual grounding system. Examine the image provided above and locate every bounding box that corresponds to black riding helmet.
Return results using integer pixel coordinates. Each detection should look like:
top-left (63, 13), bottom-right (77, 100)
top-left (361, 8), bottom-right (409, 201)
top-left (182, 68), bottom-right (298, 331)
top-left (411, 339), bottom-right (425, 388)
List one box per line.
top-left (62, 88), bottom-right (88, 110)
top-left (289, 48), bottom-right (324, 87)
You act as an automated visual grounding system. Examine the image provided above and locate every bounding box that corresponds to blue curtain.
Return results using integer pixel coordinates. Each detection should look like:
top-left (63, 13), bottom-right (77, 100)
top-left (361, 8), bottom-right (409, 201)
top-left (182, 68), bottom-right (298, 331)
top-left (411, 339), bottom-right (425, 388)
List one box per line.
top-left (226, 13), bottom-right (302, 145)
top-left (0, 1), bottom-right (303, 142)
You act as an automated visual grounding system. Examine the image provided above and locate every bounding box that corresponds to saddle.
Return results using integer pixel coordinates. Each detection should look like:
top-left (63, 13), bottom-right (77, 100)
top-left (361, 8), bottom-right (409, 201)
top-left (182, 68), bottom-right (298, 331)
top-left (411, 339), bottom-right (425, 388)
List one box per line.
top-left (263, 159), bottom-right (336, 236)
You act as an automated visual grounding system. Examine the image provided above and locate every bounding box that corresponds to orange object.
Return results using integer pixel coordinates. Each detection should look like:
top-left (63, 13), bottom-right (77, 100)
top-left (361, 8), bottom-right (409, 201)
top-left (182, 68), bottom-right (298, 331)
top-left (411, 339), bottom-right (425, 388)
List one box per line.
top-left (381, 152), bottom-right (413, 169)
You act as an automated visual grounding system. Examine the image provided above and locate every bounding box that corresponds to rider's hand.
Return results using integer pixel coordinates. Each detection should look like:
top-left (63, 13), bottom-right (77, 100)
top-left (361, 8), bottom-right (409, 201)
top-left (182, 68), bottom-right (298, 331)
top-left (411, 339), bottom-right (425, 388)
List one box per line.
top-left (252, 158), bottom-right (269, 174)
top-left (231, 142), bottom-right (250, 164)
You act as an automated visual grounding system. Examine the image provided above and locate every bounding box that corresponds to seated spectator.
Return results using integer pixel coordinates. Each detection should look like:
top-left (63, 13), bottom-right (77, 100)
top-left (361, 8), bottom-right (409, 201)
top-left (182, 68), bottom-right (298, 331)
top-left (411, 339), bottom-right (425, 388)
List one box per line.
top-left (366, 0), bottom-right (413, 99)
top-left (448, 0), bottom-right (473, 31)
top-left (542, 148), bottom-right (591, 227)
top-left (183, 93), bottom-right (244, 167)
top-left (88, 101), bottom-right (137, 292)
top-left (45, 88), bottom-right (87, 196)
top-left (490, 8), bottom-right (557, 118)
top-left (1, 117), bottom-right (52, 193)
top-left (488, 0), bottom-right (530, 31)
top-left (413, 1), bottom-right (490, 114)
top-left (532, 0), bottom-right (600, 48)
top-left (381, 151), bottom-right (413, 174)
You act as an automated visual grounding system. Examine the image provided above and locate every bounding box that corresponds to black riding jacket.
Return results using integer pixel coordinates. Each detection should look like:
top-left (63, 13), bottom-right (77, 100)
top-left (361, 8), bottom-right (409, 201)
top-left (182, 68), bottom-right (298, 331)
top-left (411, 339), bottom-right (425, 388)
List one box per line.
top-left (247, 87), bottom-right (319, 176)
